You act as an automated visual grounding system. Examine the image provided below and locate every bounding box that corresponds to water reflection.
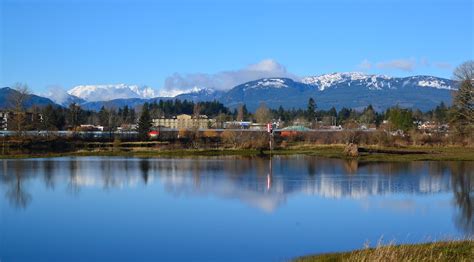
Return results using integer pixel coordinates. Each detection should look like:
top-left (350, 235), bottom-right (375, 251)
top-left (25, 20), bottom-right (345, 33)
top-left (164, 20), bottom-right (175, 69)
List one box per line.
top-left (450, 163), bottom-right (474, 234)
top-left (3, 160), bottom-right (31, 208)
top-left (0, 156), bottom-right (473, 235)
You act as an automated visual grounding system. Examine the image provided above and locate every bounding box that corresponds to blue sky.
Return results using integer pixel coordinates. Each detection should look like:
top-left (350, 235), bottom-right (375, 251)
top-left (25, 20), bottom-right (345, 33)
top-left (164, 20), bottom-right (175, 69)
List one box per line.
top-left (1, 0), bottom-right (473, 94)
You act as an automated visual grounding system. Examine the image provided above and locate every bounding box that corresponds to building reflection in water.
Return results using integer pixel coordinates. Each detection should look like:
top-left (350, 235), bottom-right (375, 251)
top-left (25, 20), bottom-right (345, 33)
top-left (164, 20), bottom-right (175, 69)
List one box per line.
top-left (0, 157), bottom-right (473, 234)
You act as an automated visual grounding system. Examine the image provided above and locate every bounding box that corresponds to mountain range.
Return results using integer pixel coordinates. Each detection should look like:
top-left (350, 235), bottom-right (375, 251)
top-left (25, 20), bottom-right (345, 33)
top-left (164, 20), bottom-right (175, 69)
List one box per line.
top-left (0, 73), bottom-right (457, 112)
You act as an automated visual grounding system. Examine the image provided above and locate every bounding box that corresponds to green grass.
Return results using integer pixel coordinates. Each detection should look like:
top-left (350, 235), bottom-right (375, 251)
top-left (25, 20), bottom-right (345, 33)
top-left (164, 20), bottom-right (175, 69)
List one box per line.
top-left (1, 143), bottom-right (473, 161)
top-left (294, 240), bottom-right (474, 262)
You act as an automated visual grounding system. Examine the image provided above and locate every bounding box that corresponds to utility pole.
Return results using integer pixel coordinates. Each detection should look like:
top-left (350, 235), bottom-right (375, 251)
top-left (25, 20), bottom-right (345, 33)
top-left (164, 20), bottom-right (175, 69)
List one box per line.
top-left (267, 122), bottom-right (274, 155)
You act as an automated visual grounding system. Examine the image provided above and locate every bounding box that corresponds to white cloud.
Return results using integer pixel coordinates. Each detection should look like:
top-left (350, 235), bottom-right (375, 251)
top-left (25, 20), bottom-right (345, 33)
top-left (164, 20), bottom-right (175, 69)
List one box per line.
top-left (162, 59), bottom-right (298, 93)
top-left (376, 58), bottom-right (416, 72)
top-left (43, 85), bottom-right (71, 104)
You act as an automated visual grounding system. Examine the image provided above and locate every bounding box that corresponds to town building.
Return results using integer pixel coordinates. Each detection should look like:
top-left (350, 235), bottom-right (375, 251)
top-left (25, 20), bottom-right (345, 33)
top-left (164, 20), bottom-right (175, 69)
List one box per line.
top-left (78, 124), bottom-right (104, 131)
top-left (152, 114), bottom-right (214, 130)
top-left (117, 124), bottom-right (137, 131)
top-left (0, 111), bottom-right (42, 131)
top-left (223, 121), bottom-right (251, 129)
top-left (0, 111), bottom-right (8, 131)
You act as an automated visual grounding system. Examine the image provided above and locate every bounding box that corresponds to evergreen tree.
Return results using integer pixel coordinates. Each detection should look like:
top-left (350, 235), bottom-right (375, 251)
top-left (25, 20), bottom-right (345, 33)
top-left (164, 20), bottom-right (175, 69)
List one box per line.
top-left (122, 106), bottom-right (129, 123)
top-left (129, 108), bottom-right (136, 124)
top-left (387, 107), bottom-right (414, 131)
top-left (138, 103), bottom-right (152, 140)
top-left (306, 98), bottom-right (317, 121)
top-left (337, 107), bottom-right (352, 124)
top-left (434, 102), bottom-right (448, 123)
top-left (98, 106), bottom-right (110, 129)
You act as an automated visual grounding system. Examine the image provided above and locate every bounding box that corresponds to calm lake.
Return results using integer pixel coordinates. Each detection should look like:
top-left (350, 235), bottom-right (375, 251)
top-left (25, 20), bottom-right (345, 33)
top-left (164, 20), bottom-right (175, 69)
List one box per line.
top-left (1, 156), bottom-right (473, 261)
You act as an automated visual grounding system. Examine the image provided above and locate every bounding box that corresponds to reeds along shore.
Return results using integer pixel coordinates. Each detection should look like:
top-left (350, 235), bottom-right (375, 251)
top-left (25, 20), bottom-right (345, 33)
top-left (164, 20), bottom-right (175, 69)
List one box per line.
top-left (294, 240), bottom-right (474, 262)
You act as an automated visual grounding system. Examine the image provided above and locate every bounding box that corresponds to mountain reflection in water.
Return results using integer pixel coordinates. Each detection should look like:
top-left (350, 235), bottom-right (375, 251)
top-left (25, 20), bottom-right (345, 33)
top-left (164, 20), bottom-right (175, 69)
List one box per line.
top-left (1, 156), bottom-right (473, 235)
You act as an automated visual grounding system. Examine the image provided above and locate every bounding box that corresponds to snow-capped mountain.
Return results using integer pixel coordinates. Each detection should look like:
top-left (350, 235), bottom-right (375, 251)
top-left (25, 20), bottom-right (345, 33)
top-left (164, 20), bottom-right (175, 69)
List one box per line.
top-left (302, 72), bottom-right (394, 91)
top-left (220, 73), bottom-right (457, 111)
top-left (243, 78), bottom-right (290, 90)
top-left (68, 84), bottom-right (157, 102)
top-left (175, 87), bottom-right (225, 102)
top-left (301, 72), bottom-right (455, 91)
top-left (79, 87), bottom-right (225, 111)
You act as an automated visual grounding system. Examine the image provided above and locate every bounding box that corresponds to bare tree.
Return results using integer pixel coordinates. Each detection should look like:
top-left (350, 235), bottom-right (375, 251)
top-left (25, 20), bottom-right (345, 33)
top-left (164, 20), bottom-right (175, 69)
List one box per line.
top-left (68, 103), bottom-right (82, 131)
top-left (215, 113), bottom-right (228, 128)
top-left (451, 61), bottom-right (474, 138)
top-left (255, 102), bottom-right (272, 124)
top-left (237, 104), bottom-right (244, 121)
top-left (453, 60), bottom-right (474, 82)
top-left (9, 83), bottom-right (30, 135)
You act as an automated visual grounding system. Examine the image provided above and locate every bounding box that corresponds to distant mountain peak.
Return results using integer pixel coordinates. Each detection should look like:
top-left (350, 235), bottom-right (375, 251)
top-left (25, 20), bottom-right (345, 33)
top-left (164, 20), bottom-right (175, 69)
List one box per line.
top-left (173, 87), bottom-right (224, 102)
top-left (67, 84), bottom-right (157, 102)
top-left (302, 72), bottom-right (394, 91)
top-left (243, 78), bottom-right (292, 91)
top-left (301, 72), bottom-right (456, 91)
top-left (188, 87), bottom-right (216, 94)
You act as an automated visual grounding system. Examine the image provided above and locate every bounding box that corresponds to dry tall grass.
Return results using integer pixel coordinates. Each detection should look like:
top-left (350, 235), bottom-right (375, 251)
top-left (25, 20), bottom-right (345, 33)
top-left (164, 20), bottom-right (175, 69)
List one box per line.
top-left (295, 240), bottom-right (474, 262)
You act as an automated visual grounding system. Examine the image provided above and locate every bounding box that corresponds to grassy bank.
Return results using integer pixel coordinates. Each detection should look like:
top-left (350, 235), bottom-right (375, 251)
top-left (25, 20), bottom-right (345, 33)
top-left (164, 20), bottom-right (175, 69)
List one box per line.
top-left (1, 144), bottom-right (474, 161)
top-left (282, 144), bottom-right (474, 161)
top-left (294, 240), bottom-right (474, 262)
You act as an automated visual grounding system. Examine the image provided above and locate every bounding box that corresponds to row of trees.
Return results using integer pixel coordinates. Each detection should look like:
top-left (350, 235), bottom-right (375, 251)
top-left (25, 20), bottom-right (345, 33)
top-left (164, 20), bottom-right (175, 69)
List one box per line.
top-left (3, 90), bottom-right (464, 135)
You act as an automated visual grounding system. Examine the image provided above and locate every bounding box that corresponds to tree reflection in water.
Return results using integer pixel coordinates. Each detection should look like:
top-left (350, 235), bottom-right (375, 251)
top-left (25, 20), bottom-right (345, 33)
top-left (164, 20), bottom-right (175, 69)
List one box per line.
top-left (43, 160), bottom-right (55, 189)
top-left (140, 158), bottom-right (150, 184)
top-left (5, 160), bottom-right (31, 208)
top-left (450, 162), bottom-right (474, 235)
top-left (0, 157), bottom-right (472, 235)
top-left (67, 158), bottom-right (81, 195)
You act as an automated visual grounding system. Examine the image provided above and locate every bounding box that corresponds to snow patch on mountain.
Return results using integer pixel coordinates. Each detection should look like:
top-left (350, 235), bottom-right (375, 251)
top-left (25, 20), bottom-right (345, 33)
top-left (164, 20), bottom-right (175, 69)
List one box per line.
top-left (244, 78), bottom-right (288, 91)
top-left (302, 72), bottom-right (393, 91)
top-left (159, 86), bottom-right (216, 97)
top-left (417, 79), bottom-right (453, 90)
top-left (68, 84), bottom-right (157, 101)
top-left (302, 72), bottom-right (458, 91)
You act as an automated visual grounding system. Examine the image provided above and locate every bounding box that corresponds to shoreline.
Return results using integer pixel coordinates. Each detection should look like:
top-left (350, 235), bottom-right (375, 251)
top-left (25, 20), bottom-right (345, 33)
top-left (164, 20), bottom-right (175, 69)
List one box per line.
top-left (293, 240), bottom-right (474, 262)
top-left (1, 144), bottom-right (474, 161)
